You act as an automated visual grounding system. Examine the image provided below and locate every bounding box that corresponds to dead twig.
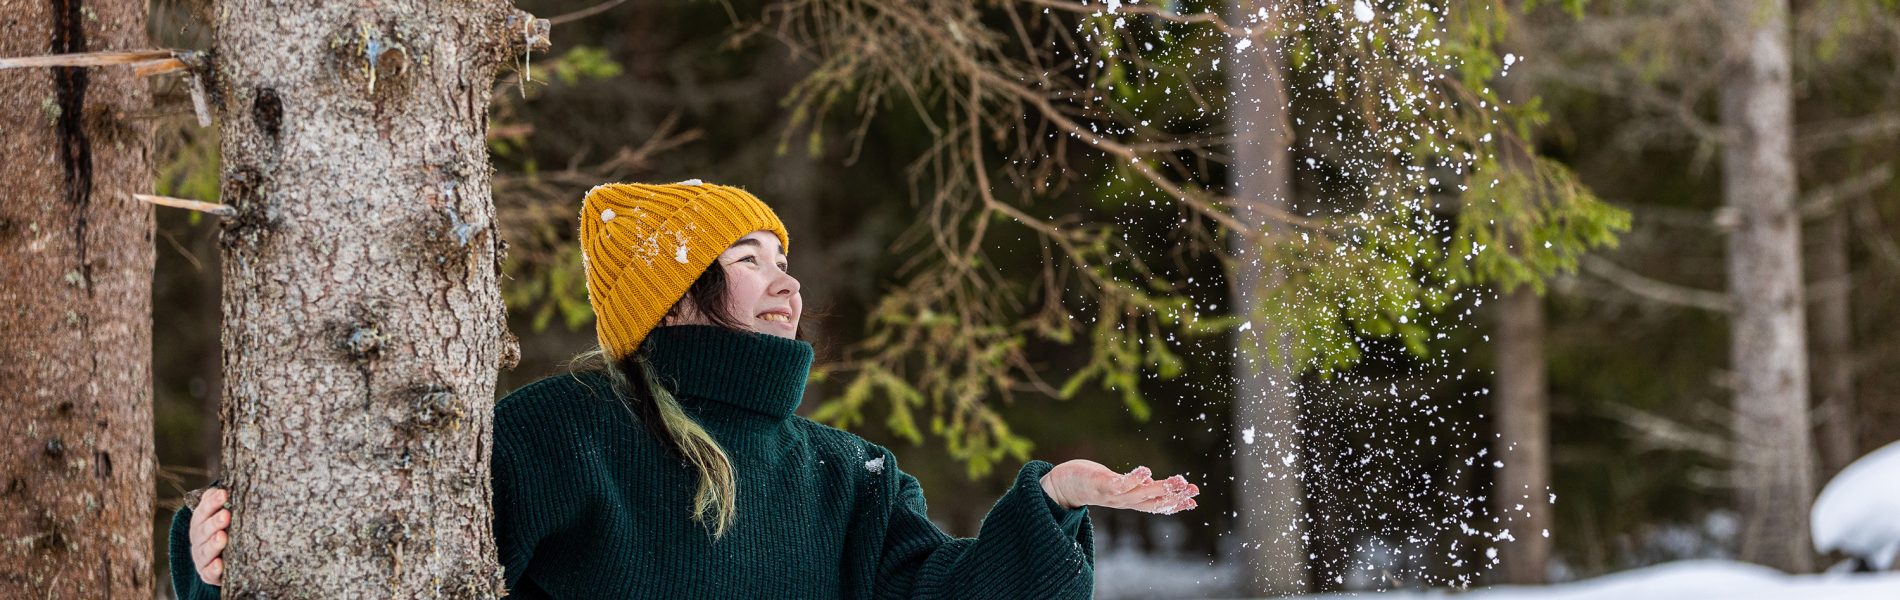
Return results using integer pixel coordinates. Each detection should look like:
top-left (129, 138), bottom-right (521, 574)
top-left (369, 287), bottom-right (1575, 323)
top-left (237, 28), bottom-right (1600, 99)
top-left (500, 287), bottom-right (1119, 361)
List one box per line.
top-left (0, 49), bottom-right (175, 70)
top-left (134, 193), bottom-right (236, 219)
top-left (549, 0), bottom-right (629, 26)
top-left (1580, 254), bottom-right (1729, 312)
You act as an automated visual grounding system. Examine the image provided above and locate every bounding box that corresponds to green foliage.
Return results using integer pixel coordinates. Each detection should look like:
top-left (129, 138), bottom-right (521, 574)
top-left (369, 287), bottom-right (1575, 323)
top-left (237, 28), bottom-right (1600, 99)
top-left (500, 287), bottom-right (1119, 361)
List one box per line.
top-left (547, 46), bottom-right (624, 86)
top-left (1447, 155), bottom-right (1630, 294)
top-left (1523, 0), bottom-right (1591, 19)
top-left (156, 127), bottom-right (222, 226)
top-left (770, 0), bottom-right (1628, 476)
top-left (489, 45), bottom-right (629, 333)
top-left (501, 245), bottom-right (594, 332)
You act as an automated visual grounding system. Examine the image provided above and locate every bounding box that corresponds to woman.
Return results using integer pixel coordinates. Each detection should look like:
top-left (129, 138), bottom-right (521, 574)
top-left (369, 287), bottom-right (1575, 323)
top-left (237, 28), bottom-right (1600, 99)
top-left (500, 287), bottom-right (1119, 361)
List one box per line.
top-left (172, 182), bottom-right (1200, 598)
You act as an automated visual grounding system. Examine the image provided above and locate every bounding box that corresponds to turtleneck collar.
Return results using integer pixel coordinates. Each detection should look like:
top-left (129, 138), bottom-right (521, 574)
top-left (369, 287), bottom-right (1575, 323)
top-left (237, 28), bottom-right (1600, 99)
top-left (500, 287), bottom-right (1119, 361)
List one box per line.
top-left (634, 325), bottom-right (814, 421)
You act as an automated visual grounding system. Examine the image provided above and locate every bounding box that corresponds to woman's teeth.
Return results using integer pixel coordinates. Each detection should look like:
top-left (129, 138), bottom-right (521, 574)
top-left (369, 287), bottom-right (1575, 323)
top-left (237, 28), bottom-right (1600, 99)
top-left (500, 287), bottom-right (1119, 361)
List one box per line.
top-left (760, 313), bottom-right (791, 323)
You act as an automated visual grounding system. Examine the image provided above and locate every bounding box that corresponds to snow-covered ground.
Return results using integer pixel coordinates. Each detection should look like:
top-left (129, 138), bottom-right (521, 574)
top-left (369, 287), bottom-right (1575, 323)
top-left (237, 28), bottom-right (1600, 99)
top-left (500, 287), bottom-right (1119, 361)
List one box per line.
top-left (1096, 557), bottom-right (1900, 600)
top-left (1276, 561), bottom-right (1900, 600)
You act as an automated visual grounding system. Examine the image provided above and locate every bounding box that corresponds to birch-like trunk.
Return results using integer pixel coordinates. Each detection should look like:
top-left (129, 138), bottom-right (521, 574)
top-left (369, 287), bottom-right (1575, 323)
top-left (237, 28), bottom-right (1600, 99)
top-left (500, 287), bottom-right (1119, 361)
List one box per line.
top-left (1810, 210), bottom-right (1856, 478)
top-left (1227, 1), bottom-right (1308, 594)
top-left (1492, 288), bottom-right (1550, 584)
top-left (210, 2), bottom-right (536, 594)
top-left (1719, 0), bottom-right (1815, 573)
top-left (0, 0), bottom-right (155, 596)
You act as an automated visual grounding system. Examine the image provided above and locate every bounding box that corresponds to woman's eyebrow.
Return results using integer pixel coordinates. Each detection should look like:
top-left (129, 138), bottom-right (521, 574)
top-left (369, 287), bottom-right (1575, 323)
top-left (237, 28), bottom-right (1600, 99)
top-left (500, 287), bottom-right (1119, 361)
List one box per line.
top-left (728, 238), bottom-right (787, 256)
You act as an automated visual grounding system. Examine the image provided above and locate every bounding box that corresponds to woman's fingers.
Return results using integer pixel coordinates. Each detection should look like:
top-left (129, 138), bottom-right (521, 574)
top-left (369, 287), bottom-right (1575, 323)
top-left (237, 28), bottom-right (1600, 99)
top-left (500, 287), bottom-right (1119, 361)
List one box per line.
top-left (190, 488), bottom-right (227, 540)
top-left (1108, 466), bottom-right (1153, 495)
top-left (1129, 493), bottom-right (1198, 515)
top-left (202, 557), bottom-right (223, 586)
top-left (1098, 472), bottom-right (1198, 513)
top-left (193, 488), bottom-right (225, 515)
top-left (189, 488), bottom-right (232, 585)
top-left (192, 507), bottom-right (228, 545)
top-left (196, 529), bottom-right (227, 566)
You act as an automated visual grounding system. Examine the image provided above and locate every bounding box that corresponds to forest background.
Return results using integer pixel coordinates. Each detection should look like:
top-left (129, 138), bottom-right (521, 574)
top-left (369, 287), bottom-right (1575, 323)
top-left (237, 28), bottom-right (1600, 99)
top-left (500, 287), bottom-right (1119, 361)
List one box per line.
top-left (2, 0), bottom-right (1896, 598)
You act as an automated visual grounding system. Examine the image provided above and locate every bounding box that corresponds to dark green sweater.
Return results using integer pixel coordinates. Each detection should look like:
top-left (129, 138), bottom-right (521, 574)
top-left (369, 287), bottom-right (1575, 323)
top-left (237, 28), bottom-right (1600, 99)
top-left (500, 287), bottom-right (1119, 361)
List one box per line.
top-left (171, 325), bottom-right (1094, 598)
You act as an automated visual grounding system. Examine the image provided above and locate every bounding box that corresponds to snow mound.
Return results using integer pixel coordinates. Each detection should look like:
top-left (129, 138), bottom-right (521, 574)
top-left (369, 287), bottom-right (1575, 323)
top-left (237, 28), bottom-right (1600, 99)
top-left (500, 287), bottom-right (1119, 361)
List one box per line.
top-left (1813, 440), bottom-right (1900, 570)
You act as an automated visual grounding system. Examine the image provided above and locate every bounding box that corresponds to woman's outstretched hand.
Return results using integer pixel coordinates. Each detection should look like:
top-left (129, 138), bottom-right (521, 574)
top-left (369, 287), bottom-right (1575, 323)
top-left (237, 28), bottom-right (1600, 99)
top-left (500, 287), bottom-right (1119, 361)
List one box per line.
top-left (1039, 460), bottom-right (1199, 514)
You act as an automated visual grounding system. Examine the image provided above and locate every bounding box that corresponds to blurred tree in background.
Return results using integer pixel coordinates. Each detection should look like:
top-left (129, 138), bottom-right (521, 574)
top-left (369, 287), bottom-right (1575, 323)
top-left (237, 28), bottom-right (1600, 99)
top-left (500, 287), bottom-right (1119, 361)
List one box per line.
top-left (0, 0), bottom-right (155, 596)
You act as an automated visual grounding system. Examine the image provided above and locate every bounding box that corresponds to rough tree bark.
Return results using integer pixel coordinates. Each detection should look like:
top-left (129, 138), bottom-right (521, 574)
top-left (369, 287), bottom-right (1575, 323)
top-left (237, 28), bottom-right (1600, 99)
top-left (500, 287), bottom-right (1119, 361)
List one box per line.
top-left (209, 2), bottom-right (538, 595)
top-left (0, 0), bottom-right (155, 597)
top-left (1810, 209), bottom-right (1856, 478)
top-left (1492, 288), bottom-right (1550, 584)
top-left (1719, 0), bottom-right (1815, 573)
top-left (1226, 0), bottom-right (1308, 594)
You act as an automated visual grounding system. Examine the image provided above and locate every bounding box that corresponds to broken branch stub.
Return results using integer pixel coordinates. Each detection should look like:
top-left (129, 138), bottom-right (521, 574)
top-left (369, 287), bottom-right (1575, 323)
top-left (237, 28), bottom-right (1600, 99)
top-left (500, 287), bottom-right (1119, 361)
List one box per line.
top-left (506, 11), bottom-right (551, 54)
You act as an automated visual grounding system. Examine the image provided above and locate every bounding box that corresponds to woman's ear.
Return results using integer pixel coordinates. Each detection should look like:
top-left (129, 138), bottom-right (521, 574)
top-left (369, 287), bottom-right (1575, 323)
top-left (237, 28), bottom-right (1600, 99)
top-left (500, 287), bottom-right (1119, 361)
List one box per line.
top-left (659, 293), bottom-right (700, 326)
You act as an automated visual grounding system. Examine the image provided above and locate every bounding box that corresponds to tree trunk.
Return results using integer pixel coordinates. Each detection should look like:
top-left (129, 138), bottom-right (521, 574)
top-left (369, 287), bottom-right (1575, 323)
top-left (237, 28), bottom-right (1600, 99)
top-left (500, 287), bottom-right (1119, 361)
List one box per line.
top-left (1492, 288), bottom-right (1550, 584)
top-left (1810, 210), bottom-right (1856, 478)
top-left (0, 0), bottom-right (155, 596)
top-left (1719, 0), bottom-right (1815, 573)
top-left (1226, 1), bottom-right (1308, 595)
top-left (210, 2), bottom-right (534, 594)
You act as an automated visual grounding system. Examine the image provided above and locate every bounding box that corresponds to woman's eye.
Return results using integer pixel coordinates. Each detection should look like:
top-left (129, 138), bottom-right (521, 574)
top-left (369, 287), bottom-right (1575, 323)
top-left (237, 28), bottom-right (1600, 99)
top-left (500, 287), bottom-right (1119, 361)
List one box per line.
top-left (734, 256), bottom-right (757, 265)
top-left (777, 263), bottom-right (790, 272)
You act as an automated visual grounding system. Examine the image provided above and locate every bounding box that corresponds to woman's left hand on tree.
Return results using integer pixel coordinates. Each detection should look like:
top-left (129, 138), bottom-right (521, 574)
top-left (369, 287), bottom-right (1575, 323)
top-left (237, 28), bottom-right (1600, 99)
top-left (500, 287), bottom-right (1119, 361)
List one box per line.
top-left (1040, 459), bottom-right (1199, 513)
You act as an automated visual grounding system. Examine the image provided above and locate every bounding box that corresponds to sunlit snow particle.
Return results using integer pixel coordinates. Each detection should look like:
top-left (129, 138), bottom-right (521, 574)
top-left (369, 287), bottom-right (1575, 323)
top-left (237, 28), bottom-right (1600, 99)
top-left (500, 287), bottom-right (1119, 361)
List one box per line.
top-left (1503, 53), bottom-right (1518, 67)
top-left (864, 456), bottom-right (885, 474)
top-left (1242, 426), bottom-right (1257, 445)
top-left (600, 208), bottom-right (616, 222)
top-left (1353, 0), bottom-right (1374, 23)
top-left (677, 178), bottom-right (704, 186)
top-left (675, 244), bottom-right (690, 264)
top-left (1234, 38), bottom-right (1253, 52)
top-left (1238, 321), bottom-right (1254, 332)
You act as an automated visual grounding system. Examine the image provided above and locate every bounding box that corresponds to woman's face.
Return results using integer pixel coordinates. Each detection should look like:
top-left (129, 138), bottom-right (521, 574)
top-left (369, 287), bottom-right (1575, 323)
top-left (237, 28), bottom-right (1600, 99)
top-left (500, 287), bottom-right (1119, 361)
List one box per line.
top-left (666, 230), bottom-right (802, 338)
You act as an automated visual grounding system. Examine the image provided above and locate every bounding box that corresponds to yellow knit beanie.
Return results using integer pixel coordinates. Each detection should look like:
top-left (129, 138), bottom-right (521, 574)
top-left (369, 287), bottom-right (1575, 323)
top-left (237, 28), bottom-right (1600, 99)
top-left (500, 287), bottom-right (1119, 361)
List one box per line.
top-left (579, 180), bottom-right (790, 360)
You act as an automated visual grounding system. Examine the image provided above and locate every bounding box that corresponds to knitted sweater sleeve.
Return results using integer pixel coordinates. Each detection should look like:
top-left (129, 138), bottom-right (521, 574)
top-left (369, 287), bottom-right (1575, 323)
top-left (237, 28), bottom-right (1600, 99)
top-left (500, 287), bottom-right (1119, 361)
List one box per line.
top-left (866, 451), bottom-right (1094, 599)
top-left (491, 390), bottom-right (593, 594)
top-left (167, 505), bottom-right (223, 600)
